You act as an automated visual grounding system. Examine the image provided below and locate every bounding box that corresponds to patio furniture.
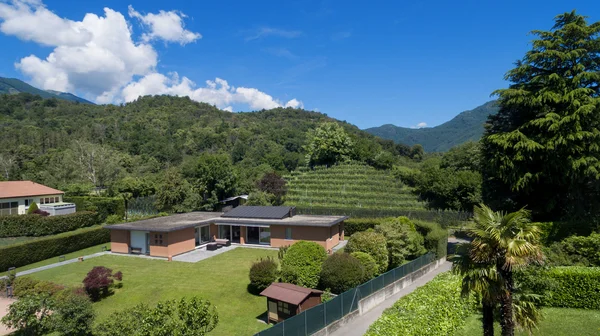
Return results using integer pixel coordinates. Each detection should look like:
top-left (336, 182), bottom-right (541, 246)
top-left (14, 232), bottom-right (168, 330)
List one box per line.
top-left (215, 238), bottom-right (231, 247)
top-left (207, 243), bottom-right (219, 251)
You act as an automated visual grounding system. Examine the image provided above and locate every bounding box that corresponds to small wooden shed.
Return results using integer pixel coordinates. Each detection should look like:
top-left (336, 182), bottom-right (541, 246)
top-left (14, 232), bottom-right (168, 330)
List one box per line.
top-left (260, 283), bottom-right (323, 323)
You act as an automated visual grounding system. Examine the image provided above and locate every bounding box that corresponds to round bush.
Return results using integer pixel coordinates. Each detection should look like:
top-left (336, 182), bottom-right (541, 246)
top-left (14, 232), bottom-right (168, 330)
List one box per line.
top-left (345, 231), bottom-right (388, 275)
top-left (320, 253), bottom-right (364, 294)
top-left (351, 252), bottom-right (378, 282)
top-left (280, 241), bottom-right (327, 288)
top-left (249, 257), bottom-right (278, 291)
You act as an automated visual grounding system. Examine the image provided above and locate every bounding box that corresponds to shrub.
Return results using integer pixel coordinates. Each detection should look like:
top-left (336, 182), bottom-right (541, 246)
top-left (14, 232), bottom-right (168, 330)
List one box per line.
top-left (1, 293), bottom-right (54, 335)
top-left (365, 273), bottom-right (475, 336)
top-left (50, 289), bottom-right (95, 336)
top-left (345, 231), bottom-right (388, 275)
top-left (249, 257), bottom-right (278, 291)
top-left (104, 214), bottom-right (123, 225)
top-left (345, 218), bottom-right (388, 236)
top-left (83, 266), bottom-right (122, 301)
top-left (556, 233), bottom-right (600, 266)
top-left (278, 245), bottom-right (289, 262)
top-left (351, 252), bottom-right (378, 282)
top-left (413, 220), bottom-right (448, 258)
top-left (26, 202), bottom-right (39, 214)
top-left (0, 211), bottom-right (100, 237)
top-left (280, 241), bottom-right (328, 288)
top-left (319, 253), bottom-right (364, 294)
top-left (375, 217), bottom-right (426, 269)
top-left (0, 225), bottom-right (110, 271)
top-left (64, 196), bottom-right (125, 221)
top-left (12, 276), bottom-right (41, 297)
top-left (391, 166), bottom-right (421, 187)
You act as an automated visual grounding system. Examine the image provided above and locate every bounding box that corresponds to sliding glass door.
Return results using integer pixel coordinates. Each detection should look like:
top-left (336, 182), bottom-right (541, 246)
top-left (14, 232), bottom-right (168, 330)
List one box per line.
top-left (195, 225), bottom-right (210, 246)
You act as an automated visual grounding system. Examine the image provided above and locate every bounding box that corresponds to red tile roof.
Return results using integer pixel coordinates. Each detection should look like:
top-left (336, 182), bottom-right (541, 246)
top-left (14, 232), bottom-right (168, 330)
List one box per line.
top-left (260, 283), bottom-right (323, 305)
top-left (0, 181), bottom-right (64, 199)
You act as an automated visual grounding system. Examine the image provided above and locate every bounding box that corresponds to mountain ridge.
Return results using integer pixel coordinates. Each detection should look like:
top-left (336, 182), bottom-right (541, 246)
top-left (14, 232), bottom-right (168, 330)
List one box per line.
top-left (0, 77), bottom-right (94, 104)
top-left (364, 100), bottom-right (499, 152)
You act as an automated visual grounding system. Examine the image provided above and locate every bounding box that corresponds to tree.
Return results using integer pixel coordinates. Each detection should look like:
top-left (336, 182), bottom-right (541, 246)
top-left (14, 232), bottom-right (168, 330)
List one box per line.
top-left (26, 202), bottom-right (39, 214)
top-left (467, 204), bottom-right (543, 336)
top-left (256, 172), bottom-right (288, 205)
top-left (246, 191), bottom-right (271, 206)
top-left (350, 252), bottom-right (378, 282)
top-left (1, 294), bottom-right (53, 336)
top-left (183, 153), bottom-right (238, 210)
top-left (0, 153), bottom-right (15, 180)
top-left (94, 297), bottom-right (218, 336)
top-left (72, 141), bottom-right (124, 189)
top-left (440, 141), bottom-right (481, 172)
top-left (481, 11), bottom-right (600, 223)
top-left (49, 289), bottom-right (95, 336)
top-left (319, 253), bottom-right (365, 294)
top-left (83, 266), bottom-right (122, 301)
top-left (249, 257), bottom-right (279, 291)
top-left (304, 122), bottom-right (354, 167)
top-left (345, 231), bottom-right (388, 275)
top-left (280, 241), bottom-right (328, 288)
top-left (155, 168), bottom-right (193, 212)
top-left (375, 217), bottom-right (426, 268)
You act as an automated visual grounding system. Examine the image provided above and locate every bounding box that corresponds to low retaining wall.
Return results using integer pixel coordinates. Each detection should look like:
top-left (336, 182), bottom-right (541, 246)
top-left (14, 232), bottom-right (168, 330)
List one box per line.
top-left (313, 257), bottom-right (446, 336)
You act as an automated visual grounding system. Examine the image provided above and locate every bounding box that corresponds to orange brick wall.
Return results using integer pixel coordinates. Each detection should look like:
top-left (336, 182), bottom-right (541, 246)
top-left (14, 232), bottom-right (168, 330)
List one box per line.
top-left (270, 225), bottom-right (328, 249)
top-left (240, 226), bottom-right (246, 244)
top-left (209, 224), bottom-right (218, 240)
top-left (149, 231), bottom-right (169, 257)
top-left (167, 227), bottom-right (195, 257)
top-left (110, 230), bottom-right (130, 253)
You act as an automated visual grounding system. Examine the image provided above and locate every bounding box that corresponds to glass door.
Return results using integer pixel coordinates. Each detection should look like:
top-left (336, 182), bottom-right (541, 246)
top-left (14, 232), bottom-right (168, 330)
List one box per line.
top-left (232, 226), bottom-right (241, 243)
top-left (219, 225), bottom-right (231, 240)
top-left (259, 227), bottom-right (271, 245)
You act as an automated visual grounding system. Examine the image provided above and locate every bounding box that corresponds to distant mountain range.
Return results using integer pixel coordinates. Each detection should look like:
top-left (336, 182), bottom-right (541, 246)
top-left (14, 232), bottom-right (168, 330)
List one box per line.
top-left (364, 101), bottom-right (499, 152)
top-left (0, 77), bottom-right (93, 104)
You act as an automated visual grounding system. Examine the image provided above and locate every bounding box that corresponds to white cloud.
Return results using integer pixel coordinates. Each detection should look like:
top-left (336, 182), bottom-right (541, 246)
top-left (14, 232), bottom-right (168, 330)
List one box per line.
top-left (245, 27), bottom-right (302, 41)
top-left (0, 0), bottom-right (302, 110)
top-left (412, 122), bottom-right (427, 129)
top-left (128, 6), bottom-right (200, 45)
top-left (122, 73), bottom-right (303, 111)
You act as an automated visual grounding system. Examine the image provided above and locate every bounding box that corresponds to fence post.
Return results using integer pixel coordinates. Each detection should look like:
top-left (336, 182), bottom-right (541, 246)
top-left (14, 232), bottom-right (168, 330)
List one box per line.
top-left (341, 292), bottom-right (344, 315)
top-left (305, 310), bottom-right (308, 336)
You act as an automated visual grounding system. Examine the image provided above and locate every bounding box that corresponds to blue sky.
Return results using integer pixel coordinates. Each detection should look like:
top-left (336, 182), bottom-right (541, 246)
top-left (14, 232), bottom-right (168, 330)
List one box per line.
top-left (0, 0), bottom-right (598, 129)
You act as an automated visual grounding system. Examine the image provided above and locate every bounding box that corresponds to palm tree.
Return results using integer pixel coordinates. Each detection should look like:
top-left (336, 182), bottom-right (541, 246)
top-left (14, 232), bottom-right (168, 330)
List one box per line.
top-left (468, 204), bottom-right (543, 336)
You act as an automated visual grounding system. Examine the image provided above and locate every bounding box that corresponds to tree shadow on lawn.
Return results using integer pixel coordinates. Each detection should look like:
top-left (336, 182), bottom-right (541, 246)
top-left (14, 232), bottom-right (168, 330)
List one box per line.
top-left (247, 284), bottom-right (263, 296)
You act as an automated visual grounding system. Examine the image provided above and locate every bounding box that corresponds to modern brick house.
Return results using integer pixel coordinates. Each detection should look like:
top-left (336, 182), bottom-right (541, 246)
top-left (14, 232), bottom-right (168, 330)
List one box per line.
top-left (0, 181), bottom-right (76, 216)
top-left (106, 206), bottom-right (346, 258)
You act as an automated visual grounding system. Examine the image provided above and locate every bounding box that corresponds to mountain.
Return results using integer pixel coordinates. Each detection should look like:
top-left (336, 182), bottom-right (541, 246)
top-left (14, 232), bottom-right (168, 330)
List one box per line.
top-left (364, 101), bottom-right (499, 152)
top-left (0, 77), bottom-right (94, 104)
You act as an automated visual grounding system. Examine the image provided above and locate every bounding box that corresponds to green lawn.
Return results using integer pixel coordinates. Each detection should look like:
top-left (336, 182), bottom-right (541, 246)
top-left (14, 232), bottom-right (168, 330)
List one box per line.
top-left (457, 308), bottom-right (600, 336)
top-left (30, 247), bottom-right (277, 336)
top-left (0, 243), bottom-right (111, 276)
top-left (0, 236), bottom-right (42, 247)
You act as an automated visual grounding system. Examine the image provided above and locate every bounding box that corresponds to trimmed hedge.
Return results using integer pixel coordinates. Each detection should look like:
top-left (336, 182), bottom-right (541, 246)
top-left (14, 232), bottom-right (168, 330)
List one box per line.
top-left (0, 225), bottom-right (110, 271)
top-left (280, 241), bottom-right (328, 288)
top-left (65, 196), bottom-right (125, 221)
top-left (319, 253), bottom-right (364, 294)
top-left (0, 211), bottom-right (100, 237)
top-left (528, 267), bottom-right (600, 309)
top-left (249, 257), bottom-right (279, 291)
top-left (365, 272), bottom-right (475, 336)
top-left (345, 218), bottom-right (388, 236)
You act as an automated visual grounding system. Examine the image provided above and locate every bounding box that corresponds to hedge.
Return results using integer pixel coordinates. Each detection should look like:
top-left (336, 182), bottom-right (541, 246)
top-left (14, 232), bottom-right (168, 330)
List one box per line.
top-left (280, 241), bottom-right (328, 288)
top-left (533, 267), bottom-right (600, 309)
top-left (345, 218), bottom-right (388, 236)
top-left (0, 211), bottom-right (100, 237)
top-left (65, 196), bottom-right (125, 221)
top-left (0, 225), bottom-right (110, 271)
top-left (345, 231), bottom-right (389, 275)
top-left (365, 272), bottom-right (475, 336)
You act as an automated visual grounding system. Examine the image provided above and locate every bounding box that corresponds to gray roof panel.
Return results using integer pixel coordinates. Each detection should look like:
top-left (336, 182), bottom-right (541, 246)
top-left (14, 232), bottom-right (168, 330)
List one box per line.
top-left (221, 206), bottom-right (294, 219)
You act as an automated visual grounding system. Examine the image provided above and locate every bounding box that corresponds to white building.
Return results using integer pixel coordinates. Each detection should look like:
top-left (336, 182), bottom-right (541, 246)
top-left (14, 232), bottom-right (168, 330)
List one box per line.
top-left (0, 181), bottom-right (76, 216)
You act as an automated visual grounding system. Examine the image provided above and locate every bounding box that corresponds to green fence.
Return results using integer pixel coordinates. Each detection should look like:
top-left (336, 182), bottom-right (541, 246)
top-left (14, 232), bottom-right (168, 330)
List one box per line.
top-left (254, 252), bottom-right (437, 336)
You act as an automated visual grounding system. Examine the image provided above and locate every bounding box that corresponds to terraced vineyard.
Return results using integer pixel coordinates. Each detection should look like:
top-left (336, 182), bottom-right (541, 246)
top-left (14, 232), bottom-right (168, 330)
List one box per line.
top-left (285, 164), bottom-right (429, 216)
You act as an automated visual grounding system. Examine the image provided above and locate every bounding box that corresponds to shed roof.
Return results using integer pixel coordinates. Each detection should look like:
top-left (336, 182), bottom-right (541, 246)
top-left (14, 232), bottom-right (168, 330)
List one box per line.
top-left (105, 212), bottom-right (222, 232)
top-left (221, 206), bottom-right (293, 219)
top-left (0, 181), bottom-right (64, 199)
top-left (260, 283), bottom-right (322, 305)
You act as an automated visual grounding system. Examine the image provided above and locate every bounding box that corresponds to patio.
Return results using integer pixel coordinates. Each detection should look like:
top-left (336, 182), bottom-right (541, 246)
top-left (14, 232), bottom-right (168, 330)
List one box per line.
top-left (173, 244), bottom-right (239, 263)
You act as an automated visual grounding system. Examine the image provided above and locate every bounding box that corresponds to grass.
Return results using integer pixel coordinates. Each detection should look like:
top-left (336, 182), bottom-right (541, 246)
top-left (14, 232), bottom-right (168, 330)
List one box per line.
top-left (457, 308), bottom-right (600, 336)
top-left (0, 236), bottom-right (42, 247)
top-left (0, 243), bottom-right (111, 276)
top-left (30, 247), bottom-right (277, 336)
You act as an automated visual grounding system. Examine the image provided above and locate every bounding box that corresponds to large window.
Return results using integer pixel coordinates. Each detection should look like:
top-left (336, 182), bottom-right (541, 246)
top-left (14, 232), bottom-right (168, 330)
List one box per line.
top-left (260, 227), bottom-right (271, 245)
top-left (195, 225), bottom-right (210, 246)
top-left (0, 202), bottom-right (18, 215)
top-left (219, 225), bottom-right (231, 240)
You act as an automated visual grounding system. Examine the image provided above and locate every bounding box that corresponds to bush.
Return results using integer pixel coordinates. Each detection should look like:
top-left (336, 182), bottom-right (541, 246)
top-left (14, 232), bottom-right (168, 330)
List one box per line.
top-left (50, 288), bottom-right (95, 336)
top-left (64, 196), bottom-right (125, 221)
top-left (351, 252), bottom-right (378, 282)
top-left (319, 253), bottom-right (364, 294)
top-left (249, 257), bottom-right (278, 291)
top-left (413, 220), bottom-right (448, 258)
top-left (104, 214), bottom-right (123, 225)
top-left (12, 276), bottom-right (41, 297)
top-left (553, 233), bottom-right (600, 266)
top-left (83, 266), bottom-right (122, 301)
top-left (345, 231), bottom-right (388, 275)
top-left (1, 294), bottom-right (54, 335)
top-left (280, 241), bottom-right (328, 288)
top-left (519, 266), bottom-right (600, 309)
top-left (26, 202), bottom-right (39, 214)
top-left (0, 225), bottom-right (110, 270)
top-left (345, 218), bottom-right (388, 236)
top-left (375, 217), bottom-right (426, 269)
top-left (365, 273), bottom-right (475, 336)
top-left (0, 211), bottom-right (100, 237)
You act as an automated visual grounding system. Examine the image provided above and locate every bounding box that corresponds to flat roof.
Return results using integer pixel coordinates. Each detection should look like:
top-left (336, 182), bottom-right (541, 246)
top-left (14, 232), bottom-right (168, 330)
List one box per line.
top-left (0, 181), bottom-right (64, 199)
top-left (105, 212), bottom-right (222, 232)
top-left (221, 206), bottom-right (293, 219)
top-left (105, 211), bottom-right (347, 232)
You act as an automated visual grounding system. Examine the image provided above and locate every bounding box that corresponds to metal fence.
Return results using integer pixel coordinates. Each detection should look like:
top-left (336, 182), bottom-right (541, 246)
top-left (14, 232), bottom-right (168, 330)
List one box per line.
top-left (254, 252), bottom-right (437, 336)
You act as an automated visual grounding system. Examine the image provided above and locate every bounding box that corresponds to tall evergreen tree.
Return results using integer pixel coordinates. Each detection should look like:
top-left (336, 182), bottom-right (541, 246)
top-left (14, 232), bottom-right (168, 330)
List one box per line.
top-left (482, 11), bottom-right (600, 223)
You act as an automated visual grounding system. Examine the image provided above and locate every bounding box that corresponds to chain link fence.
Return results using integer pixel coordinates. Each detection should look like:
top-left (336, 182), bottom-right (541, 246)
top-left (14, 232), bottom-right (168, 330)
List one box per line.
top-left (255, 252), bottom-right (437, 336)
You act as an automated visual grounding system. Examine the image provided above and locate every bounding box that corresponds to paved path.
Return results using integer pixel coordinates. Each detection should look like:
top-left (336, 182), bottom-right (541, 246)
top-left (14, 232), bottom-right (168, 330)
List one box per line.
top-left (0, 297), bottom-right (16, 336)
top-left (0, 251), bottom-right (110, 279)
top-left (330, 261), bottom-right (453, 336)
top-left (332, 240), bottom-right (347, 252)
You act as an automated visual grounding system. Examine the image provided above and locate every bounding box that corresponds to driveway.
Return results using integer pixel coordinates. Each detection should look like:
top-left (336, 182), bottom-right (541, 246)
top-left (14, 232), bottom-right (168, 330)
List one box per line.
top-left (0, 297), bottom-right (15, 336)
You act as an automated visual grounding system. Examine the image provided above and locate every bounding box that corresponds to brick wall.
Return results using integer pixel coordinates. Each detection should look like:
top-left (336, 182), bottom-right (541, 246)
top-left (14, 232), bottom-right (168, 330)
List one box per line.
top-left (168, 227), bottom-right (195, 257)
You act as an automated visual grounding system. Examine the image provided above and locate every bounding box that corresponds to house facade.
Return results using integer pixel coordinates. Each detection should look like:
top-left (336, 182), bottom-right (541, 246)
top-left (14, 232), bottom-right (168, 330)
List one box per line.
top-left (106, 206), bottom-right (346, 258)
top-left (0, 181), bottom-right (76, 216)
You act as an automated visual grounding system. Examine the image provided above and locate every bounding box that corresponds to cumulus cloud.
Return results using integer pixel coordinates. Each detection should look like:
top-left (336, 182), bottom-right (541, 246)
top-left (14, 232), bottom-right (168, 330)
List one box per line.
top-left (128, 6), bottom-right (200, 45)
top-left (0, 0), bottom-right (302, 110)
top-left (412, 122), bottom-right (427, 128)
top-left (122, 73), bottom-right (303, 110)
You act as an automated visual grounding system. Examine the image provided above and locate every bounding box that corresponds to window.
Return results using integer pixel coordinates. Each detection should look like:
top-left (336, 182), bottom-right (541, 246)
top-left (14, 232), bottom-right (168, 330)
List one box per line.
top-left (285, 227), bottom-right (292, 240)
top-left (44, 197), bottom-right (50, 204)
top-left (0, 202), bottom-right (18, 215)
top-left (259, 227), bottom-right (271, 245)
top-left (24, 199), bottom-right (34, 206)
top-left (277, 301), bottom-right (290, 315)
